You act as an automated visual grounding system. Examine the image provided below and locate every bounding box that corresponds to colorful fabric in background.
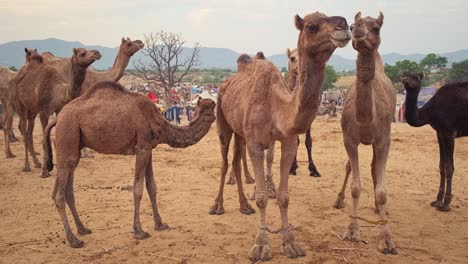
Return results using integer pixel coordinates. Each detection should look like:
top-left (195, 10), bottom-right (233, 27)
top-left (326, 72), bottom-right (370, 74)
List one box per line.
top-left (147, 91), bottom-right (159, 102)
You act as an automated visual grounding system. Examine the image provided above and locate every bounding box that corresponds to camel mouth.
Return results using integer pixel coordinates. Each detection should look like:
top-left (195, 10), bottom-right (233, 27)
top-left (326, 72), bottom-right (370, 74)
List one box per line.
top-left (352, 33), bottom-right (367, 41)
top-left (330, 30), bottom-right (351, 48)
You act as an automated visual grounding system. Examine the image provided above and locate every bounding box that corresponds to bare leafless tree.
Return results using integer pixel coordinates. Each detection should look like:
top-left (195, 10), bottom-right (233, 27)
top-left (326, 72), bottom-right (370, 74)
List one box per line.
top-left (134, 31), bottom-right (200, 104)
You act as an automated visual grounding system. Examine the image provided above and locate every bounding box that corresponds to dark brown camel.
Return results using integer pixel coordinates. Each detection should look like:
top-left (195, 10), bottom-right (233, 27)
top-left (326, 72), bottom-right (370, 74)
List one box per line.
top-left (401, 72), bottom-right (468, 211)
top-left (44, 82), bottom-right (215, 248)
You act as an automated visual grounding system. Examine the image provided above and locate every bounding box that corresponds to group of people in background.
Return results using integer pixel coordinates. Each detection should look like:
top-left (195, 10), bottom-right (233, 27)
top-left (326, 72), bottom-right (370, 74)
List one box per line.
top-left (160, 101), bottom-right (196, 125)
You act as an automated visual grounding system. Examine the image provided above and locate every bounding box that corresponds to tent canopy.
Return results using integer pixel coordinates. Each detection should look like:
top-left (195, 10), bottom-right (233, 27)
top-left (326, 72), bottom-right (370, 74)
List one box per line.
top-left (190, 90), bottom-right (217, 105)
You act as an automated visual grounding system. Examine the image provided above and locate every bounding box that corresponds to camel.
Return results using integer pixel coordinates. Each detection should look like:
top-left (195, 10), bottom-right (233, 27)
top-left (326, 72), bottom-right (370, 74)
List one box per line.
top-left (210, 12), bottom-right (350, 261)
top-left (401, 72), bottom-right (468, 211)
top-left (42, 82), bottom-right (215, 248)
top-left (1, 49), bottom-right (39, 148)
top-left (286, 48), bottom-right (321, 177)
top-left (333, 12), bottom-right (397, 255)
top-left (6, 49), bottom-right (101, 173)
top-left (41, 37), bottom-right (144, 159)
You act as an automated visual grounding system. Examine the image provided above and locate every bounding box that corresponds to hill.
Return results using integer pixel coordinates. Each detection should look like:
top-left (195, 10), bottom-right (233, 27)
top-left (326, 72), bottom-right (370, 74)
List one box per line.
top-left (1, 38), bottom-right (467, 71)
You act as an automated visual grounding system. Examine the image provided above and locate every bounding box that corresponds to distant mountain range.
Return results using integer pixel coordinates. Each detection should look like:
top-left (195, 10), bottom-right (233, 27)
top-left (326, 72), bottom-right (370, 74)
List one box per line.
top-left (1, 38), bottom-right (468, 71)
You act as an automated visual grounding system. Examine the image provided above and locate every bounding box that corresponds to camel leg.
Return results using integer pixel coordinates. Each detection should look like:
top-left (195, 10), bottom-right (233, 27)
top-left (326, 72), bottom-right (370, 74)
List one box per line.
top-left (1, 98), bottom-right (17, 142)
top-left (279, 136), bottom-right (305, 258)
top-left (209, 127), bottom-right (232, 215)
top-left (373, 139), bottom-right (397, 255)
top-left (21, 116), bottom-right (31, 172)
top-left (266, 141), bottom-right (276, 198)
top-left (133, 150), bottom-right (151, 240)
top-left (435, 133), bottom-right (454, 212)
top-left (226, 166), bottom-right (236, 185)
top-left (65, 167), bottom-right (91, 235)
top-left (334, 161), bottom-right (351, 209)
top-left (243, 144), bottom-right (255, 184)
top-left (305, 128), bottom-right (320, 177)
top-left (247, 141), bottom-right (271, 262)
top-left (250, 141), bottom-right (276, 200)
top-left (144, 152), bottom-right (169, 230)
top-left (53, 162), bottom-right (84, 247)
top-left (289, 137), bottom-right (299, 175)
top-left (343, 141), bottom-right (361, 242)
top-left (39, 111), bottom-right (49, 131)
top-left (27, 117), bottom-right (41, 168)
top-left (3, 105), bottom-right (15, 158)
top-left (233, 134), bottom-right (255, 215)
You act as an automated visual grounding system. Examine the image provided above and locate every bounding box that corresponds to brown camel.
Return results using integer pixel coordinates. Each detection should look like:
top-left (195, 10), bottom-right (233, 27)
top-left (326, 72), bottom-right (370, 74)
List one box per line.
top-left (1, 49), bottom-right (38, 149)
top-left (210, 12), bottom-right (350, 261)
top-left (41, 37), bottom-right (143, 159)
top-left (42, 82), bottom-right (215, 248)
top-left (6, 49), bottom-right (101, 173)
top-left (334, 12), bottom-right (397, 255)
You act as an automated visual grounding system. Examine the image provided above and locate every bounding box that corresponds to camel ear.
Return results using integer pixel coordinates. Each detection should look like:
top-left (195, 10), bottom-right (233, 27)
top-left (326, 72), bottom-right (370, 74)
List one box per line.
top-left (34, 48), bottom-right (37, 52)
top-left (286, 48), bottom-right (291, 58)
top-left (197, 97), bottom-right (201, 106)
top-left (126, 37), bottom-right (131, 41)
top-left (355, 11), bottom-right (362, 21)
top-left (377, 11), bottom-right (384, 25)
top-left (73, 48), bottom-right (78, 55)
top-left (121, 37), bottom-right (126, 43)
top-left (24, 48), bottom-right (28, 53)
top-left (295, 15), bottom-right (304, 30)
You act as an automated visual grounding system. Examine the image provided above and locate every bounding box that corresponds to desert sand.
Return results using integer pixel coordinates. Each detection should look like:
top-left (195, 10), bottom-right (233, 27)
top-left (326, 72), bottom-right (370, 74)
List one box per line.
top-left (0, 116), bottom-right (467, 264)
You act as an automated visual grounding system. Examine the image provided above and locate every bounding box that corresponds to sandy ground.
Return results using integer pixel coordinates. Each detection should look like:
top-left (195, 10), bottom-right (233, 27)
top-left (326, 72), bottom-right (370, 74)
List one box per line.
top-left (0, 116), bottom-right (467, 264)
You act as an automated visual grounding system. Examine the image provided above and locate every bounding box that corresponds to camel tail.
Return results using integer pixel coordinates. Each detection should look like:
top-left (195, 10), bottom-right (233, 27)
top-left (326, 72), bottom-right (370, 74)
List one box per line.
top-left (44, 119), bottom-right (57, 172)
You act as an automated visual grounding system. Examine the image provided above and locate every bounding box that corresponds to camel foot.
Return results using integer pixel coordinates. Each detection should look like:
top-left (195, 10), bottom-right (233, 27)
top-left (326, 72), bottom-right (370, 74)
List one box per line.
top-left (374, 207), bottom-right (390, 215)
top-left (33, 161), bottom-right (42, 169)
top-left (5, 153), bottom-right (16, 159)
top-left (239, 202), bottom-right (255, 215)
top-left (208, 202), bottom-right (225, 215)
top-left (155, 223), bottom-right (169, 231)
top-left (344, 221), bottom-right (360, 242)
top-left (134, 231), bottom-right (151, 240)
top-left (249, 230), bottom-right (271, 261)
top-left (333, 195), bottom-right (345, 209)
top-left (22, 166), bottom-right (31, 172)
top-left (436, 204), bottom-right (451, 212)
top-left (309, 163), bottom-right (320, 177)
top-left (40, 171), bottom-right (51, 178)
top-left (282, 240), bottom-right (305, 258)
top-left (289, 170), bottom-right (297, 176)
top-left (67, 234), bottom-right (85, 248)
top-left (377, 235), bottom-right (398, 255)
top-left (81, 152), bottom-right (95, 159)
top-left (225, 175), bottom-right (236, 185)
top-left (245, 174), bottom-right (255, 184)
top-left (77, 226), bottom-right (92, 235)
top-left (430, 200), bottom-right (444, 208)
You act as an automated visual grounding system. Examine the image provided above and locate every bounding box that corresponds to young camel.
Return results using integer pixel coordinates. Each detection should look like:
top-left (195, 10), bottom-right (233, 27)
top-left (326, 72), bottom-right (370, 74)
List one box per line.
top-left (43, 82), bottom-right (216, 248)
top-left (211, 12), bottom-right (350, 261)
top-left (8, 49), bottom-right (101, 173)
top-left (401, 72), bottom-right (468, 211)
top-left (335, 12), bottom-right (397, 255)
top-left (1, 48), bottom-right (39, 155)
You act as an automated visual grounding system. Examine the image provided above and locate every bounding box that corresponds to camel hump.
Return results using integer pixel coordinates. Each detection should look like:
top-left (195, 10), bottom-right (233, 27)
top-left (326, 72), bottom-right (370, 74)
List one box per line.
top-left (237, 54), bottom-right (252, 72)
top-left (255, 52), bottom-right (266, 60)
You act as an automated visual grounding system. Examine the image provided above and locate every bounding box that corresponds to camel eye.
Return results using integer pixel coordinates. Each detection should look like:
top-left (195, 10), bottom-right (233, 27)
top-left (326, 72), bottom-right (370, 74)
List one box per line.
top-left (80, 53), bottom-right (85, 57)
top-left (350, 25), bottom-right (354, 31)
top-left (307, 24), bottom-right (319, 33)
top-left (290, 57), bottom-right (296, 62)
top-left (373, 27), bottom-right (380, 34)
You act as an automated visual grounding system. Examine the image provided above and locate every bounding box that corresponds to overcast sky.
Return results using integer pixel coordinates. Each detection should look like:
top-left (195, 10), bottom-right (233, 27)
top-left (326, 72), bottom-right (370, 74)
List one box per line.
top-left (0, 0), bottom-right (466, 59)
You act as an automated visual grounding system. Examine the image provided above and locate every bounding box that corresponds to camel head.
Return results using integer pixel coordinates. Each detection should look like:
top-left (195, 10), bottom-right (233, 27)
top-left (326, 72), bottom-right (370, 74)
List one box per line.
top-left (401, 72), bottom-right (424, 90)
top-left (121, 37), bottom-right (145, 56)
top-left (286, 48), bottom-right (299, 76)
top-left (72, 48), bottom-right (102, 68)
top-left (351, 12), bottom-right (384, 52)
top-left (24, 48), bottom-right (39, 62)
top-left (192, 98), bottom-right (216, 123)
top-left (255, 52), bottom-right (266, 60)
top-left (295, 12), bottom-right (350, 59)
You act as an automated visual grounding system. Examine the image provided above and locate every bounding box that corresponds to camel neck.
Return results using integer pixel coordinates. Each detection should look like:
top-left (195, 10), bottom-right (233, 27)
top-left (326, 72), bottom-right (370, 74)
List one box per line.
top-left (108, 49), bottom-right (130, 81)
top-left (404, 87), bottom-right (429, 127)
top-left (285, 53), bottom-right (325, 134)
top-left (69, 58), bottom-right (87, 100)
top-left (160, 114), bottom-right (214, 148)
top-left (288, 72), bottom-right (298, 92)
top-left (355, 50), bottom-right (380, 124)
